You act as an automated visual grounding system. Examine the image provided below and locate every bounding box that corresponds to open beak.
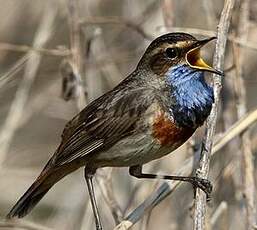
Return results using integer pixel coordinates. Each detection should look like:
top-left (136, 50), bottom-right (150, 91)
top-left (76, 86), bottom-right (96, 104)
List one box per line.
top-left (186, 37), bottom-right (224, 76)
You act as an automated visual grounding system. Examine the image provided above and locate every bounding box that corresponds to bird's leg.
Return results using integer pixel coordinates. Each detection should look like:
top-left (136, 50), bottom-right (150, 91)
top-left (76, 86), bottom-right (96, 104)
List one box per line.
top-left (84, 167), bottom-right (103, 230)
top-left (129, 165), bottom-right (212, 198)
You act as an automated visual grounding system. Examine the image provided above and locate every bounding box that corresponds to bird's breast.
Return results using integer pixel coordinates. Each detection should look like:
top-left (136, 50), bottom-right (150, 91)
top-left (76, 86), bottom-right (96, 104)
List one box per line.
top-left (151, 110), bottom-right (195, 147)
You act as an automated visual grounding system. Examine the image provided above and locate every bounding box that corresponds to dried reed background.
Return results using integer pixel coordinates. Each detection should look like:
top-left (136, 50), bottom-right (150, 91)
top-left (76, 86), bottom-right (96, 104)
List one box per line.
top-left (0, 0), bottom-right (257, 229)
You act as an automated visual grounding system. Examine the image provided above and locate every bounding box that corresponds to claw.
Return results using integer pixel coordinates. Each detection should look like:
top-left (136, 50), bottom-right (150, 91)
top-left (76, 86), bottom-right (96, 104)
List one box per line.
top-left (191, 177), bottom-right (213, 200)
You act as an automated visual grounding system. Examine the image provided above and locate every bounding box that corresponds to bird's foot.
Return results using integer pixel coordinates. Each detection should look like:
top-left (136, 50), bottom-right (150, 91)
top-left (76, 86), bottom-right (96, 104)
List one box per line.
top-left (191, 177), bottom-right (212, 200)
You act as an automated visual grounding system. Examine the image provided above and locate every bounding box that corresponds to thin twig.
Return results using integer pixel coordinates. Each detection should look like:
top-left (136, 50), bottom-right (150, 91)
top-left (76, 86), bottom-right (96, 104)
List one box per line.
top-left (140, 210), bottom-right (152, 230)
top-left (0, 42), bottom-right (70, 56)
top-left (0, 219), bottom-right (53, 230)
top-left (161, 0), bottom-right (175, 27)
top-left (83, 31), bottom-right (122, 101)
top-left (67, 0), bottom-right (87, 110)
top-left (79, 16), bottom-right (153, 41)
top-left (193, 0), bottom-right (234, 229)
top-left (122, 184), bottom-right (141, 217)
top-left (139, 179), bottom-right (160, 230)
top-left (0, 54), bottom-right (30, 90)
top-left (202, 0), bottom-right (217, 28)
top-left (0, 4), bottom-right (58, 165)
top-left (213, 108), bottom-right (257, 153)
top-left (96, 169), bottom-right (123, 224)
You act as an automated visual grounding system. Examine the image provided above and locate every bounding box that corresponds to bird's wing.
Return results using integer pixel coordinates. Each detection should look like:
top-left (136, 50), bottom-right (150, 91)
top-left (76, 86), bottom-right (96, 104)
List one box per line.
top-left (51, 88), bottom-right (155, 166)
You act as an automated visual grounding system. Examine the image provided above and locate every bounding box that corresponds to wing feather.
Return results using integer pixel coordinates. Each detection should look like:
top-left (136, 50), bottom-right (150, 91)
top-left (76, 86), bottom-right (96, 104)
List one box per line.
top-left (51, 88), bottom-right (155, 167)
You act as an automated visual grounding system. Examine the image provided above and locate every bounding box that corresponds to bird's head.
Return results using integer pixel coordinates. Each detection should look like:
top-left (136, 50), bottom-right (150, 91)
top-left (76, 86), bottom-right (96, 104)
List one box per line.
top-left (137, 32), bottom-right (223, 78)
top-left (137, 33), bottom-right (222, 127)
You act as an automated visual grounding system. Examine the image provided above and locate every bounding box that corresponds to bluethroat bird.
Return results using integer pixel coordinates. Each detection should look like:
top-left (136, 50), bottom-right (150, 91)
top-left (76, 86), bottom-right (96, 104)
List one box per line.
top-left (7, 33), bottom-right (223, 230)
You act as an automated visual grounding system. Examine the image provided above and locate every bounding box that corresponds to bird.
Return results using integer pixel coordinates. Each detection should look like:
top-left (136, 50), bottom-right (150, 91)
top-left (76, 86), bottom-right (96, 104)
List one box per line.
top-left (7, 32), bottom-right (223, 230)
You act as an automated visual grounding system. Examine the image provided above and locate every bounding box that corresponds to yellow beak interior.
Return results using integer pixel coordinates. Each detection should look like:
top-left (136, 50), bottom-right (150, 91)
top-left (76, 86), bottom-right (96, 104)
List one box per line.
top-left (186, 47), bottom-right (214, 71)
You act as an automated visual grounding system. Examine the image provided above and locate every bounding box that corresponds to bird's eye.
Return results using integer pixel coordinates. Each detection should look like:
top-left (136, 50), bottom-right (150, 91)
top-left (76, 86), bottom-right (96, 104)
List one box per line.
top-left (165, 47), bottom-right (178, 59)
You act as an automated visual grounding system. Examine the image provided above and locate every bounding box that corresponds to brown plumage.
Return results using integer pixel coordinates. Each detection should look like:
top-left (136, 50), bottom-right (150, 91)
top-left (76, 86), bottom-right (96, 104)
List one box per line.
top-left (152, 112), bottom-right (194, 146)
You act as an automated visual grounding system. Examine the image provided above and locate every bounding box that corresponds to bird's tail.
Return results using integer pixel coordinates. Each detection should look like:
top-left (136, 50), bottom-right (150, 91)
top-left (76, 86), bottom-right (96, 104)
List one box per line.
top-left (7, 163), bottom-right (77, 219)
top-left (6, 170), bottom-right (53, 218)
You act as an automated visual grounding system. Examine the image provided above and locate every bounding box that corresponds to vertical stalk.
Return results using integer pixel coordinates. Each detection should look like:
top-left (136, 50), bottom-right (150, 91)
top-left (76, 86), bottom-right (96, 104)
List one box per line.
top-left (193, 0), bottom-right (235, 229)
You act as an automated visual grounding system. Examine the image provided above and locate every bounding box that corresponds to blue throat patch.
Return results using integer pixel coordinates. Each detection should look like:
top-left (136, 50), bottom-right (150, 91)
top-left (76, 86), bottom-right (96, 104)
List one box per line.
top-left (166, 64), bottom-right (214, 128)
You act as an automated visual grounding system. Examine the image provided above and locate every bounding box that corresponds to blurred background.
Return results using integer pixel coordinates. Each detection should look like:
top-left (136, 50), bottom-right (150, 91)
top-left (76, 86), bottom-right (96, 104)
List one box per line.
top-left (0, 0), bottom-right (256, 229)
